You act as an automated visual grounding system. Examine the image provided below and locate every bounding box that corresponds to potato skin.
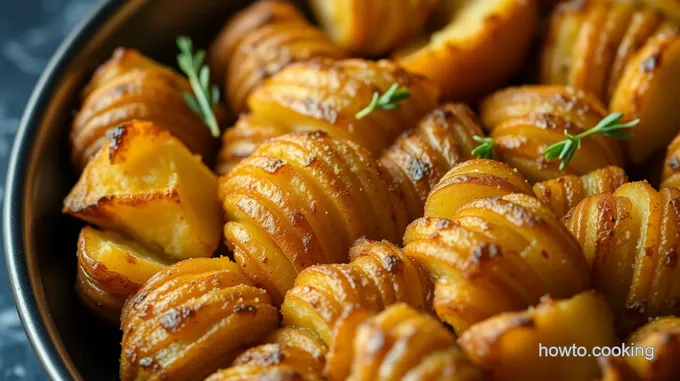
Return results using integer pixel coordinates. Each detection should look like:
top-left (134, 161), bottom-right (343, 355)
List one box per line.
top-left (480, 85), bottom-right (623, 182)
top-left (307, 0), bottom-right (437, 56)
top-left (347, 303), bottom-right (484, 381)
top-left (661, 132), bottom-right (680, 188)
top-left (380, 103), bottom-right (486, 219)
top-left (119, 257), bottom-right (279, 381)
top-left (625, 316), bottom-right (680, 380)
top-left (458, 291), bottom-right (619, 381)
top-left (394, 0), bottom-right (538, 101)
top-left (424, 159), bottom-right (534, 219)
top-left (75, 226), bottom-right (169, 323)
top-left (208, 0), bottom-right (345, 113)
top-left (72, 48), bottom-right (221, 171)
top-left (63, 121), bottom-right (222, 260)
top-left (533, 165), bottom-right (628, 217)
top-left (405, 193), bottom-right (590, 334)
top-left (563, 182), bottom-right (680, 333)
top-left (215, 114), bottom-right (284, 175)
top-left (281, 238), bottom-right (434, 380)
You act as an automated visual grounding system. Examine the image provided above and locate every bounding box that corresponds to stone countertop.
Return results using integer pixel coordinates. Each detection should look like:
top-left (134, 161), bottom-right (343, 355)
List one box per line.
top-left (0, 0), bottom-right (95, 379)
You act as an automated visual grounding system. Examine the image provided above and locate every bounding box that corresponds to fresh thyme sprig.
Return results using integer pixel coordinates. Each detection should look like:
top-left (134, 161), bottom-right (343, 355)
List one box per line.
top-left (176, 36), bottom-right (220, 138)
top-left (355, 83), bottom-right (411, 119)
top-left (471, 136), bottom-right (496, 159)
top-left (543, 112), bottom-right (639, 170)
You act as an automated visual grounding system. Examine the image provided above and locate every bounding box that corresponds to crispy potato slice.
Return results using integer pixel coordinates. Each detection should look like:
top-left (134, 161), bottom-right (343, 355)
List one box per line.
top-left (72, 48), bottom-right (222, 170)
top-left (119, 257), bottom-right (279, 381)
top-left (563, 182), bottom-right (680, 333)
top-left (458, 291), bottom-right (619, 381)
top-left (209, 0), bottom-right (345, 113)
top-left (611, 23), bottom-right (680, 164)
top-left (424, 159), bottom-right (534, 219)
top-left (394, 0), bottom-right (538, 101)
top-left (347, 303), bottom-right (484, 381)
top-left (625, 316), bottom-right (680, 380)
top-left (64, 121), bottom-right (222, 260)
top-left (307, 0), bottom-right (438, 56)
top-left (75, 226), bottom-right (169, 323)
top-left (533, 165), bottom-right (628, 217)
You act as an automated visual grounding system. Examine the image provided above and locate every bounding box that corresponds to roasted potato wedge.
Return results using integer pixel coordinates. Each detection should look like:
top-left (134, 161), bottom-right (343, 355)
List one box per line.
top-left (563, 182), bottom-right (680, 333)
top-left (533, 166), bottom-right (628, 217)
top-left (63, 121), bottom-right (222, 260)
top-left (75, 226), bottom-right (169, 323)
top-left (424, 159), bottom-right (534, 219)
top-left (119, 257), bottom-right (279, 381)
top-left (307, 0), bottom-right (438, 56)
top-left (625, 316), bottom-right (680, 380)
top-left (480, 85), bottom-right (624, 182)
top-left (72, 48), bottom-right (222, 170)
top-left (405, 193), bottom-right (590, 334)
top-left (281, 238), bottom-right (433, 380)
top-left (347, 303), bottom-right (484, 381)
top-left (394, 0), bottom-right (538, 101)
top-left (209, 0), bottom-right (345, 113)
top-left (458, 291), bottom-right (619, 381)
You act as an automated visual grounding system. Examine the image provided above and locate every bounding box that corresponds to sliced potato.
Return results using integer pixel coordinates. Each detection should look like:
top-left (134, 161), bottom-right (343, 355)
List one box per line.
top-left (625, 316), bottom-right (680, 380)
top-left (394, 0), bottom-right (538, 101)
top-left (75, 226), bottom-right (169, 323)
top-left (458, 291), bottom-right (619, 381)
top-left (307, 0), bottom-right (438, 56)
top-left (64, 121), bottom-right (222, 260)
top-left (661, 131), bottom-right (680, 188)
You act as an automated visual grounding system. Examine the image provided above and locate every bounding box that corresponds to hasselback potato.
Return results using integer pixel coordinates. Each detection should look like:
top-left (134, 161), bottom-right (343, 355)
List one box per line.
top-left (393, 0), bottom-right (538, 101)
top-left (347, 303), bottom-right (484, 381)
top-left (306, 0), bottom-right (437, 56)
top-left (625, 316), bottom-right (680, 380)
top-left (661, 132), bottom-right (680, 188)
top-left (563, 181), bottom-right (680, 333)
top-left (458, 291), bottom-right (619, 381)
top-left (533, 166), bottom-right (628, 217)
top-left (405, 193), bottom-right (590, 334)
top-left (480, 85), bottom-right (624, 182)
top-left (64, 121), bottom-right (222, 260)
top-left (281, 238), bottom-right (434, 380)
top-left (542, 0), bottom-right (680, 164)
top-left (72, 48), bottom-right (221, 171)
top-left (119, 257), bottom-right (279, 381)
top-left (75, 226), bottom-right (169, 323)
top-left (208, 0), bottom-right (345, 113)
top-left (424, 159), bottom-right (534, 219)
top-left (217, 58), bottom-right (439, 169)
top-left (216, 114), bottom-right (285, 175)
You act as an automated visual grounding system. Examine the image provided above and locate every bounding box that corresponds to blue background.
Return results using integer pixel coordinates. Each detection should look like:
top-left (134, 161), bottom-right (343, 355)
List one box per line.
top-left (0, 0), bottom-right (96, 379)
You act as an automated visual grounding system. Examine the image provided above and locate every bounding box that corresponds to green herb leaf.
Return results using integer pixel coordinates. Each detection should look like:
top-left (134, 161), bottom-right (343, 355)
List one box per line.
top-left (355, 83), bottom-right (411, 120)
top-left (471, 136), bottom-right (496, 160)
top-left (543, 112), bottom-right (639, 170)
top-left (176, 36), bottom-right (220, 138)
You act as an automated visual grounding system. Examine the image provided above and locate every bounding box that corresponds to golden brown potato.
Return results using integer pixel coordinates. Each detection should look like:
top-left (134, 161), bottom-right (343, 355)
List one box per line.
top-left (393, 0), bottom-right (538, 101)
top-left (480, 85), bottom-right (624, 182)
top-left (625, 316), bottom-right (680, 380)
top-left (307, 0), bottom-right (438, 56)
top-left (616, 0), bottom-right (680, 25)
top-left (281, 238), bottom-right (434, 380)
top-left (220, 132), bottom-right (410, 302)
top-left (598, 356), bottom-right (642, 381)
top-left (661, 132), bottom-right (680, 188)
top-left (424, 159), bottom-right (534, 219)
top-left (204, 327), bottom-right (328, 381)
top-left (72, 48), bottom-right (222, 170)
top-left (64, 121), bottom-right (222, 260)
top-left (380, 103), bottom-right (486, 219)
top-left (563, 182), bottom-right (680, 333)
top-left (75, 226), bottom-right (169, 323)
top-left (404, 193), bottom-right (590, 334)
top-left (347, 303), bottom-right (484, 381)
top-left (119, 257), bottom-right (279, 381)
top-left (458, 291), bottom-right (619, 381)
top-left (533, 166), bottom-right (628, 217)
top-left (208, 0), bottom-right (345, 113)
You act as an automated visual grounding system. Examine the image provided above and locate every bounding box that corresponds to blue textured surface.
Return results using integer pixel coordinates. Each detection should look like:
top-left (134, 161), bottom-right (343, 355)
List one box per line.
top-left (0, 0), bottom-right (95, 379)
